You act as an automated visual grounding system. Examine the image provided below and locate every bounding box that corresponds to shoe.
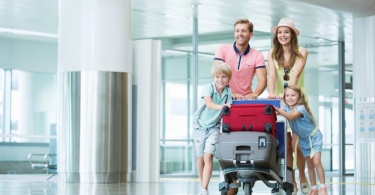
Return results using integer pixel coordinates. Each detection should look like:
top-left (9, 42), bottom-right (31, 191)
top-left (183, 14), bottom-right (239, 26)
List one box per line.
top-left (227, 187), bottom-right (238, 195)
top-left (308, 188), bottom-right (318, 195)
top-left (318, 186), bottom-right (331, 195)
top-left (292, 188), bottom-right (298, 195)
top-left (300, 182), bottom-right (310, 194)
top-left (199, 189), bottom-right (209, 195)
top-left (319, 188), bottom-right (328, 195)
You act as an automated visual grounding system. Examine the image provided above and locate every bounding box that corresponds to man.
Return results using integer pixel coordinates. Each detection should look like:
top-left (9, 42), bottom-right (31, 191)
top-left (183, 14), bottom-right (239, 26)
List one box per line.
top-left (214, 18), bottom-right (267, 100)
top-left (213, 18), bottom-right (267, 195)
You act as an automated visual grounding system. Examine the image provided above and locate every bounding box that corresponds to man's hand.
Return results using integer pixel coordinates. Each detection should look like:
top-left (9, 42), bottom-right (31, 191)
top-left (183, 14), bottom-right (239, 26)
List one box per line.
top-left (232, 94), bottom-right (244, 100)
top-left (245, 93), bottom-right (258, 100)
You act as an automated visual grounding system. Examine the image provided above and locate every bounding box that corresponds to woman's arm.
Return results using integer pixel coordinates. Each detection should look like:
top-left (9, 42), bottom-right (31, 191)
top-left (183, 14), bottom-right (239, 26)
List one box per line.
top-left (289, 47), bottom-right (308, 86)
top-left (267, 51), bottom-right (277, 99)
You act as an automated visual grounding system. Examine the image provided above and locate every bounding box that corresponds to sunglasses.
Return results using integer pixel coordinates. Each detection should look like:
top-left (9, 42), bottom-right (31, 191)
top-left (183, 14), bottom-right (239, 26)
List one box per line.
top-left (283, 68), bottom-right (290, 81)
top-left (284, 82), bottom-right (288, 89)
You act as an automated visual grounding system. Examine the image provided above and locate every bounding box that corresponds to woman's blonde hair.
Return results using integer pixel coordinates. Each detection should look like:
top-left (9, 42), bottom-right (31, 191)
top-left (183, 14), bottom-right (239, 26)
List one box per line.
top-left (284, 85), bottom-right (316, 125)
top-left (211, 61), bottom-right (232, 80)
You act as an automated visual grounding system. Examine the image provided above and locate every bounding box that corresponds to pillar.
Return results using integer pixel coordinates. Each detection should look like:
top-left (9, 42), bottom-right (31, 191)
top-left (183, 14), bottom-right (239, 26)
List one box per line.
top-left (57, 0), bottom-right (132, 183)
top-left (353, 15), bottom-right (375, 193)
top-left (132, 40), bottom-right (161, 182)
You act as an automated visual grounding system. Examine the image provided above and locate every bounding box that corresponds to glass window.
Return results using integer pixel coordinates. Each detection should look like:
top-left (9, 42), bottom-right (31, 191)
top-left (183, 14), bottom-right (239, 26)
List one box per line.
top-left (9, 70), bottom-right (57, 143)
top-left (0, 69), bottom-right (4, 139)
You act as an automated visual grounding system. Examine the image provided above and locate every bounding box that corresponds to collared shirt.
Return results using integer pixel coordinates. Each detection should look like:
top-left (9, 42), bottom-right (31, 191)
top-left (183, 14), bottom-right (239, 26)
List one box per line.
top-left (193, 82), bottom-right (233, 128)
top-left (214, 42), bottom-right (265, 96)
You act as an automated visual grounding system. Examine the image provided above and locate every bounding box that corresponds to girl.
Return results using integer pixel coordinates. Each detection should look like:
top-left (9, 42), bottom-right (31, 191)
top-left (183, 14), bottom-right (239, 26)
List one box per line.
top-left (267, 18), bottom-right (309, 195)
top-left (274, 85), bottom-right (329, 195)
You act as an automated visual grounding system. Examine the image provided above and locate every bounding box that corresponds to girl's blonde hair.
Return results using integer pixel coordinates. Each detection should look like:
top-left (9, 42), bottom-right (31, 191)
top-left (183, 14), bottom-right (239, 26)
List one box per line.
top-left (211, 61), bottom-right (232, 80)
top-left (284, 85), bottom-right (316, 125)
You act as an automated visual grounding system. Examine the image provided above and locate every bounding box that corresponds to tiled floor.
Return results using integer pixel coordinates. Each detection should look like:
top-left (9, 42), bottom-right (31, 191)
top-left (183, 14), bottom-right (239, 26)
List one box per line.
top-left (0, 173), bottom-right (373, 195)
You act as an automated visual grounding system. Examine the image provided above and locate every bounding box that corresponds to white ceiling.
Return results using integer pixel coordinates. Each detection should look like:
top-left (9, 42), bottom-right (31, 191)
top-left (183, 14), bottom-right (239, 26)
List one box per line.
top-left (1, 0), bottom-right (373, 71)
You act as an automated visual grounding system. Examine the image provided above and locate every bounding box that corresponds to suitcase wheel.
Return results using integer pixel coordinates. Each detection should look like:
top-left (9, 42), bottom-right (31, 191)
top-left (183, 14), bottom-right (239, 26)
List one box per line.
top-left (222, 124), bottom-right (230, 133)
top-left (264, 124), bottom-right (272, 134)
top-left (264, 105), bottom-right (273, 114)
top-left (222, 106), bottom-right (230, 115)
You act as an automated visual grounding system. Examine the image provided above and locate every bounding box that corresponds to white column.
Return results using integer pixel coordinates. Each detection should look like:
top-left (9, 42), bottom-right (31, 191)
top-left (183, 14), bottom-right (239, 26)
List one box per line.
top-left (353, 15), bottom-right (375, 191)
top-left (57, 0), bottom-right (132, 184)
top-left (133, 40), bottom-right (161, 182)
top-left (58, 0), bottom-right (132, 72)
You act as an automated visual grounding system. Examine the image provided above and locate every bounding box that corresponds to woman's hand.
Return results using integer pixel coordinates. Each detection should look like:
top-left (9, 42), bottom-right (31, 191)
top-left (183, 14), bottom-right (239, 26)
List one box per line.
top-left (277, 93), bottom-right (284, 99)
top-left (268, 93), bottom-right (276, 99)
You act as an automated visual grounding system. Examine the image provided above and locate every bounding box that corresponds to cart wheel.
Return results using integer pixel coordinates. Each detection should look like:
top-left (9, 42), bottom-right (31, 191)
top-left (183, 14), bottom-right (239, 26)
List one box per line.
top-left (243, 182), bottom-right (252, 195)
top-left (285, 189), bottom-right (293, 195)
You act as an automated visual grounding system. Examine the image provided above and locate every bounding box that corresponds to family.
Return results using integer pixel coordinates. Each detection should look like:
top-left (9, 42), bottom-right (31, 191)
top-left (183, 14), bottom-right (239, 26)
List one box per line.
top-left (193, 18), bottom-right (328, 195)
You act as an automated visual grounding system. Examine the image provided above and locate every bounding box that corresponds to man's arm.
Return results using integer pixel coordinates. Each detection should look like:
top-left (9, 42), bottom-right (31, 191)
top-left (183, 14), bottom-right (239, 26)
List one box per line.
top-left (247, 67), bottom-right (267, 99)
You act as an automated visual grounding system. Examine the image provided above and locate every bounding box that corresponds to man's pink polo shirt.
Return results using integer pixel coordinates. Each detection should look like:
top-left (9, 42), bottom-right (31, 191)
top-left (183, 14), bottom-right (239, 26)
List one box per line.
top-left (214, 43), bottom-right (265, 96)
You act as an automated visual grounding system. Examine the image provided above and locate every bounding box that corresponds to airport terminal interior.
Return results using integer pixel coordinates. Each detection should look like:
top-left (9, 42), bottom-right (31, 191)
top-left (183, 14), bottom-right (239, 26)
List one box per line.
top-left (1, 0), bottom-right (375, 194)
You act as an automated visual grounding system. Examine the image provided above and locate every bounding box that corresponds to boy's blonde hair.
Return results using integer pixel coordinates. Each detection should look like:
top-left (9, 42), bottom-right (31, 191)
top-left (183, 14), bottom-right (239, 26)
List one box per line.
top-left (283, 85), bottom-right (316, 125)
top-left (211, 61), bottom-right (232, 80)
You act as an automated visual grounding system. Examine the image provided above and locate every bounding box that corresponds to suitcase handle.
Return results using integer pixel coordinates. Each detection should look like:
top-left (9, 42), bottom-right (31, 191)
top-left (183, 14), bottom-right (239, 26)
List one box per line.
top-left (233, 160), bottom-right (253, 165)
top-left (238, 110), bottom-right (256, 116)
top-left (233, 150), bottom-right (254, 155)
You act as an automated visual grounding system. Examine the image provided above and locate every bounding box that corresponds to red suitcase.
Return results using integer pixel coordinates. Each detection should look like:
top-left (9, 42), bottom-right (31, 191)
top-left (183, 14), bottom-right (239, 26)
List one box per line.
top-left (222, 104), bottom-right (277, 137)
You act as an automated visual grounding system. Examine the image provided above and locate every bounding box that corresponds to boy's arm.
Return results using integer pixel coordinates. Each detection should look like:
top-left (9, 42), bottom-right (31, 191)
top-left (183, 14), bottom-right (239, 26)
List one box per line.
top-left (204, 96), bottom-right (231, 110)
top-left (274, 106), bottom-right (301, 121)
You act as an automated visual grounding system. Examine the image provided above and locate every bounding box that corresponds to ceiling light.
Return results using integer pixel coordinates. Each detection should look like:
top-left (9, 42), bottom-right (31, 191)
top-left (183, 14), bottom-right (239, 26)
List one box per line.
top-left (0, 28), bottom-right (57, 38)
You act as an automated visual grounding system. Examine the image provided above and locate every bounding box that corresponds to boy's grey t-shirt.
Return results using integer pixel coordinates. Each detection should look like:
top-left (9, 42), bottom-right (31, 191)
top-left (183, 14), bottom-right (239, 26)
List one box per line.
top-left (193, 82), bottom-right (232, 128)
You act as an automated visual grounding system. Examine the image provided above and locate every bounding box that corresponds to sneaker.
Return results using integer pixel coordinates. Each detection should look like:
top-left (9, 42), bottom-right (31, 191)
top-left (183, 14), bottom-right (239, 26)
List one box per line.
top-left (199, 189), bottom-right (209, 195)
top-left (319, 188), bottom-right (328, 195)
top-left (292, 188), bottom-right (298, 195)
top-left (300, 182), bottom-right (310, 194)
top-left (318, 186), bottom-right (331, 195)
top-left (308, 188), bottom-right (318, 195)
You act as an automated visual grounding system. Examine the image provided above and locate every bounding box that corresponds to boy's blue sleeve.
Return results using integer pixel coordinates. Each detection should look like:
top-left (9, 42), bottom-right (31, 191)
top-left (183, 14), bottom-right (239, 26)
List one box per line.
top-left (228, 88), bottom-right (233, 104)
top-left (200, 84), bottom-right (212, 99)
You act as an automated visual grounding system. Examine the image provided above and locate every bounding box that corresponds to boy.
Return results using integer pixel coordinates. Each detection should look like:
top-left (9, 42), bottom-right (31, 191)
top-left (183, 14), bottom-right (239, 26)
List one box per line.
top-left (193, 61), bottom-right (233, 195)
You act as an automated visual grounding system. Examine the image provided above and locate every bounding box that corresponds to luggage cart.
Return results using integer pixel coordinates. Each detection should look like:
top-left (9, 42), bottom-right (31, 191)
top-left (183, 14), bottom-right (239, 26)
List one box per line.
top-left (215, 100), bottom-right (294, 195)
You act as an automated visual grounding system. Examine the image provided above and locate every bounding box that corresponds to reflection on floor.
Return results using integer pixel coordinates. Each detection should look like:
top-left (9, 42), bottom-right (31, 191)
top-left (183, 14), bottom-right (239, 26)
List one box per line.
top-left (0, 173), bottom-right (373, 195)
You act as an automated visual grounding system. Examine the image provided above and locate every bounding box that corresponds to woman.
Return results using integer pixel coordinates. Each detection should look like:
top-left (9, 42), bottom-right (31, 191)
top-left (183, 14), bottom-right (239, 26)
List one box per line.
top-left (267, 18), bottom-right (310, 195)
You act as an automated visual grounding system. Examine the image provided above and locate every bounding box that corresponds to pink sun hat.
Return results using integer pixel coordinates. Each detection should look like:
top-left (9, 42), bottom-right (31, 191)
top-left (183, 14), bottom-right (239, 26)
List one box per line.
top-left (272, 18), bottom-right (299, 36)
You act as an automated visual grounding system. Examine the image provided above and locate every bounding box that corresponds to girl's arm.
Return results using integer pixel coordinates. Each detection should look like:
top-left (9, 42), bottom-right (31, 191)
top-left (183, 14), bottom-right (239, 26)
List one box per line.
top-left (204, 96), bottom-right (231, 110)
top-left (289, 47), bottom-right (308, 86)
top-left (274, 106), bottom-right (302, 121)
top-left (267, 51), bottom-right (277, 99)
